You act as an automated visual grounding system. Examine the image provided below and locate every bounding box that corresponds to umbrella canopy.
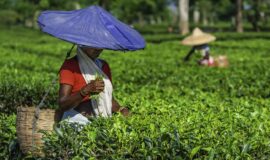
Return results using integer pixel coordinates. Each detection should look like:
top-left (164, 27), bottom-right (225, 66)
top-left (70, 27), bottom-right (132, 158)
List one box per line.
top-left (37, 6), bottom-right (145, 51)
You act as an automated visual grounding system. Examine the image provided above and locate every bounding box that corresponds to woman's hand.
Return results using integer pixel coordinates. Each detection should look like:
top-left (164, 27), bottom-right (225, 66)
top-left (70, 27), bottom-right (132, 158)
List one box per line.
top-left (112, 98), bottom-right (130, 117)
top-left (80, 80), bottom-right (104, 96)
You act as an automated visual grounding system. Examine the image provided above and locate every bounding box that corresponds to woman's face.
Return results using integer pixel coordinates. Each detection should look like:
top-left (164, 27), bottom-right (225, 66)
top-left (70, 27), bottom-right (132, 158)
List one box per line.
top-left (82, 47), bottom-right (103, 60)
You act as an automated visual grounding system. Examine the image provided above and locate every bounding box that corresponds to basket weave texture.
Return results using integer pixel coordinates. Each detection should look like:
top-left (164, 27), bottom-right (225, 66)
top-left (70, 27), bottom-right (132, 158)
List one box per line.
top-left (16, 107), bottom-right (61, 156)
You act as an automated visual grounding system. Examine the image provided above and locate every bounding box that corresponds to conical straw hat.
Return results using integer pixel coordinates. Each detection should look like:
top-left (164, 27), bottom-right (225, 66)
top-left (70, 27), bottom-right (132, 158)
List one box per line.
top-left (181, 27), bottom-right (216, 46)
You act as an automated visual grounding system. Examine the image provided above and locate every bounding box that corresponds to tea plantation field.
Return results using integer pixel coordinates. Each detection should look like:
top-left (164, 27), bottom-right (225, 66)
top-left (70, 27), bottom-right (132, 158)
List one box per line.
top-left (0, 26), bottom-right (270, 159)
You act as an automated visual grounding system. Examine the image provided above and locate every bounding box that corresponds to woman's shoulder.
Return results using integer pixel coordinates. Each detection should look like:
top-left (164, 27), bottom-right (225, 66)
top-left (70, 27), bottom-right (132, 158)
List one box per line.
top-left (61, 56), bottom-right (79, 71)
top-left (98, 59), bottom-right (112, 80)
top-left (65, 56), bottom-right (78, 64)
top-left (98, 59), bottom-right (109, 67)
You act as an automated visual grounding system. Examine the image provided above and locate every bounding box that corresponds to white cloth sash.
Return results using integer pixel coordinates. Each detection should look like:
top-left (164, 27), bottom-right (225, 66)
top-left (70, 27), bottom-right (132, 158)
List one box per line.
top-left (77, 47), bottom-right (113, 117)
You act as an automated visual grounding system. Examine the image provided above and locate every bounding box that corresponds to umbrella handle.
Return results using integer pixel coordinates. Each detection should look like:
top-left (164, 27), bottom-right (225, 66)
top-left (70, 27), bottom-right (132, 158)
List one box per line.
top-left (65, 44), bottom-right (76, 60)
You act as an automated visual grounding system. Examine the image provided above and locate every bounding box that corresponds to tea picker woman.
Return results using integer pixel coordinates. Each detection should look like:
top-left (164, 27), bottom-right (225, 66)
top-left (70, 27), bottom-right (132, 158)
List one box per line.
top-left (59, 46), bottom-right (128, 125)
top-left (37, 6), bottom-right (146, 125)
top-left (182, 27), bottom-right (216, 66)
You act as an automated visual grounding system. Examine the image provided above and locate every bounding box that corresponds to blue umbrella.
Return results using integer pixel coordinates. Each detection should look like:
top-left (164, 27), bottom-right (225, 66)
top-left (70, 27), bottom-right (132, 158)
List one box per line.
top-left (37, 5), bottom-right (146, 51)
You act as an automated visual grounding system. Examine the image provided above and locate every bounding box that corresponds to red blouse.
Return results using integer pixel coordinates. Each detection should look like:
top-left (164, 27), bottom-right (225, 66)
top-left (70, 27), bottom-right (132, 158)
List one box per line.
top-left (59, 56), bottom-right (112, 101)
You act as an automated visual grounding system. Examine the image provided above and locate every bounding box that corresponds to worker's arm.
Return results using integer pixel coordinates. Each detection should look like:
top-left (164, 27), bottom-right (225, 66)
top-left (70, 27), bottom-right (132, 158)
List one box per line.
top-left (183, 47), bottom-right (195, 61)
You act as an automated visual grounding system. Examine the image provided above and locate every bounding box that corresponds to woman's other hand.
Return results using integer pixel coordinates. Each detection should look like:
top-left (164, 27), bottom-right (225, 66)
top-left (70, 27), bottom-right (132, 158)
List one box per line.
top-left (119, 107), bottom-right (129, 117)
top-left (112, 98), bottom-right (130, 117)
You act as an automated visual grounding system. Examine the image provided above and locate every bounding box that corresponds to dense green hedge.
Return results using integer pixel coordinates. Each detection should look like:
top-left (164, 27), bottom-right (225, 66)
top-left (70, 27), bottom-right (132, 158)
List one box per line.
top-left (0, 10), bottom-right (21, 26)
top-left (1, 32), bottom-right (269, 113)
top-left (41, 96), bottom-right (270, 159)
top-left (0, 114), bottom-right (22, 160)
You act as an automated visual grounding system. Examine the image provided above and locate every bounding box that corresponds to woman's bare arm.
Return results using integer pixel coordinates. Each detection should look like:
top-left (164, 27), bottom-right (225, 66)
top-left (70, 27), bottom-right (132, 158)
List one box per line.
top-left (58, 84), bottom-right (84, 112)
top-left (184, 47), bottom-right (195, 61)
top-left (59, 80), bottom-right (104, 112)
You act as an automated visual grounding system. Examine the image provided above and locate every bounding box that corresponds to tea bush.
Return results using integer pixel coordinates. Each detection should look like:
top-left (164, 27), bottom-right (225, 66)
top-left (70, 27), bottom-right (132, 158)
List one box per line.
top-left (0, 26), bottom-right (270, 159)
top-left (0, 114), bottom-right (22, 160)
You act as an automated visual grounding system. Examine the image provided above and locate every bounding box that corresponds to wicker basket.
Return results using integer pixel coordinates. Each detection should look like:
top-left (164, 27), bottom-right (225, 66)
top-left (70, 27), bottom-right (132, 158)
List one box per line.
top-left (16, 107), bottom-right (61, 156)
